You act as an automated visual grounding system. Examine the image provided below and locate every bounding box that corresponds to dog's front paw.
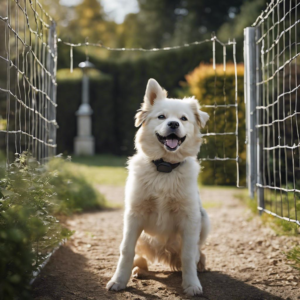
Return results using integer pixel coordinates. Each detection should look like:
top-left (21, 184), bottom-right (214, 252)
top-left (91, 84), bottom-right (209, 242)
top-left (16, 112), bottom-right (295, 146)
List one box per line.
top-left (183, 281), bottom-right (203, 296)
top-left (106, 279), bottom-right (127, 291)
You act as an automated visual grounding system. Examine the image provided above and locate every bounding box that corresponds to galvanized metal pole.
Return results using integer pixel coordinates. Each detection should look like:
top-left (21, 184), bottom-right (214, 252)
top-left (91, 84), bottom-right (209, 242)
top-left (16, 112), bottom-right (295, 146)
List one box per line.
top-left (255, 27), bottom-right (264, 212)
top-left (48, 21), bottom-right (57, 159)
top-left (244, 27), bottom-right (257, 198)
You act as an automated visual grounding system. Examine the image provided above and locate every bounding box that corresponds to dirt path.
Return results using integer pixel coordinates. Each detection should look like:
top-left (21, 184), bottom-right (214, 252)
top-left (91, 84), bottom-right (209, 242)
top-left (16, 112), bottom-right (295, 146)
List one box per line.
top-left (33, 186), bottom-right (300, 300)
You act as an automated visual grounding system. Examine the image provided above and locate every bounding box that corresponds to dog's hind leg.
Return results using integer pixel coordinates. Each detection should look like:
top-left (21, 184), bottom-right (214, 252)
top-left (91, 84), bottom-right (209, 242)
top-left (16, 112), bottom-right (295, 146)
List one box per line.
top-left (135, 232), bottom-right (181, 271)
top-left (197, 207), bottom-right (210, 272)
top-left (197, 251), bottom-right (206, 272)
top-left (199, 207), bottom-right (210, 247)
top-left (132, 255), bottom-right (148, 278)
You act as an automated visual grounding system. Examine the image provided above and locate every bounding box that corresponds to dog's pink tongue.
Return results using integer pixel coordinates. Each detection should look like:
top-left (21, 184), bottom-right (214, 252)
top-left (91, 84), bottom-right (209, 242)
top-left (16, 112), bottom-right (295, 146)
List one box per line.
top-left (166, 139), bottom-right (179, 149)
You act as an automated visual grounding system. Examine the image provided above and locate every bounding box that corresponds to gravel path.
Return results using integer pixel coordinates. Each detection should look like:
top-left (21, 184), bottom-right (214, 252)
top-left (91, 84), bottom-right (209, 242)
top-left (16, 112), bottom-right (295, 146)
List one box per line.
top-left (32, 186), bottom-right (300, 300)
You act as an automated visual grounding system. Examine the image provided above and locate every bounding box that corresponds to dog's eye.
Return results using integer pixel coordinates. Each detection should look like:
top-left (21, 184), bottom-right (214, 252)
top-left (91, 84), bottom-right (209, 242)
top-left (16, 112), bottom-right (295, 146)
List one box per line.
top-left (158, 115), bottom-right (166, 120)
top-left (181, 116), bottom-right (188, 121)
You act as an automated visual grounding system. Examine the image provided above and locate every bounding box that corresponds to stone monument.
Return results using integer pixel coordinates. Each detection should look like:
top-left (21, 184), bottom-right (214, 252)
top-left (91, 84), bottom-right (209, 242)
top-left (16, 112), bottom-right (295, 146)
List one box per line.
top-left (74, 61), bottom-right (95, 155)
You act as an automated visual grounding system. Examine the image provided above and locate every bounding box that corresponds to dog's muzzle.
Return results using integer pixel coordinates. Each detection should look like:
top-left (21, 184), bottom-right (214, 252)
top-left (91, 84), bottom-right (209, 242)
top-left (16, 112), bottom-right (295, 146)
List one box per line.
top-left (155, 132), bottom-right (186, 151)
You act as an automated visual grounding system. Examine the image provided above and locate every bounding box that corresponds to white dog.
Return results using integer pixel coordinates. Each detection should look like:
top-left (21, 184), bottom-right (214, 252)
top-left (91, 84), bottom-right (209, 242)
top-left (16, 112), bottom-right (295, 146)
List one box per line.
top-left (107, 78), bottom-right (210, 296)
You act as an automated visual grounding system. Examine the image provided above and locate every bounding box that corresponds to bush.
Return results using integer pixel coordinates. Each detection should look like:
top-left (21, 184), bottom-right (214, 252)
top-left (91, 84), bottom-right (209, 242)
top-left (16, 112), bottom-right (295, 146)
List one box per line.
top-left (0, 153), bottom-right (72, 299)
top-left (0, 152), bottom-right (106, 298)
top-left (185, 63), bottom-right (246, 186)
top-left (48, 157), bottom-right (106, 214)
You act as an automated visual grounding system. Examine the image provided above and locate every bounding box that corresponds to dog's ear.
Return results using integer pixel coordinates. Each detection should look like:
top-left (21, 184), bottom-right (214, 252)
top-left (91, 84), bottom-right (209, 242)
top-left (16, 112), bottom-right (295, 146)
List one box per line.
top-left (144, 78), bottom-right (167, 106)
top-left (197, 110), bottom-right (209, 128)
top-left (135, 79), bottom-right (167, 127)
top-left (187, 97), bottom-right (209, 129)
top-left (135, 106), bottom-right (147, 127)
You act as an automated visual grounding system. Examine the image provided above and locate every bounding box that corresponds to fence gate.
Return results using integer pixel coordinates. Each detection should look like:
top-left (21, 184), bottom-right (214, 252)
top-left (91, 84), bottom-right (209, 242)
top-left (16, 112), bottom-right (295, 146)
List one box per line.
top-left (245, 0), bottom-right (300, 225)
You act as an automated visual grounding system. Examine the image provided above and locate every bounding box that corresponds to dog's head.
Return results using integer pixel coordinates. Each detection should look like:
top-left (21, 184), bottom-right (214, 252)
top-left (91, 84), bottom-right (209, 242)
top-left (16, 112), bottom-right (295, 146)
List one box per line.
top-left (135, 79), bottom-right (209, 162)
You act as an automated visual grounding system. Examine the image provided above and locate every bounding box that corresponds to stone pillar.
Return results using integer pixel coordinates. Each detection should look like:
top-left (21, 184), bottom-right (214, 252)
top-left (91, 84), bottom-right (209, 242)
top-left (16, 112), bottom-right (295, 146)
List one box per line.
top-left (74, 62), bottom-right (95, 155)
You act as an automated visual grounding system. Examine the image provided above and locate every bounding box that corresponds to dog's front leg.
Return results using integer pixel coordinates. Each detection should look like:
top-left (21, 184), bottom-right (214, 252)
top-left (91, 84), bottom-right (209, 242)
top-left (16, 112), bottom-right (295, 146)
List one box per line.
top-left (106, 211), bottom-right (142, 291)
top-left (181, 219), bottom-right (202, 296)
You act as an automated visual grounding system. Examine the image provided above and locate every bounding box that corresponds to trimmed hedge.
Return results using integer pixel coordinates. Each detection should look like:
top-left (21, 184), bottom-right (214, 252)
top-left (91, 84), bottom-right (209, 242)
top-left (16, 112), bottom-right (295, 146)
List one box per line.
top-left (185, 63), bottom-right (246, 185)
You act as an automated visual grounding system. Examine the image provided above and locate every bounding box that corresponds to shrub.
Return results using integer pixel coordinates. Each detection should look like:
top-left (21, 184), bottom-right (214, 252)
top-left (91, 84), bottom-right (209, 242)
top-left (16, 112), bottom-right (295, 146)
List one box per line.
top-left (0, 152), bottom-right (106, 298)
top-left (48, 157), bottom-right (106, 214)
top-left (0, 153), bottom-right (72, 299)
top-left (185, 63), bottom-right (246, 186)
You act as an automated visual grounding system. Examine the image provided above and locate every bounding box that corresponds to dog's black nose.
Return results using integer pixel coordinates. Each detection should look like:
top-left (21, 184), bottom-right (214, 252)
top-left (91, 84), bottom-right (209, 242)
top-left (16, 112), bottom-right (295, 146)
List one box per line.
top-left (168, 121), bottom-right (179, 129)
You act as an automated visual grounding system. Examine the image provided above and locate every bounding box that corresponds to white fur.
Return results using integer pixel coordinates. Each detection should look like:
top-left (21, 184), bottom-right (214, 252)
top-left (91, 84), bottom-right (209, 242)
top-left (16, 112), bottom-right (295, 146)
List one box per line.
top-left (106, 79), bottom-right (210, 296)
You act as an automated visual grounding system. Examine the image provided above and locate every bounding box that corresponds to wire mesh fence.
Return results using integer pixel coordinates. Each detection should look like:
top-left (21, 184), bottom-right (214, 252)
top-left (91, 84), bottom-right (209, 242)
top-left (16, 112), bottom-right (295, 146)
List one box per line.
top-left (60, 35), bottom-right (243, 186)
top-left (246, 0), bottom-right (300, 225)
top-left (0, 0), bottom-right (58, 166)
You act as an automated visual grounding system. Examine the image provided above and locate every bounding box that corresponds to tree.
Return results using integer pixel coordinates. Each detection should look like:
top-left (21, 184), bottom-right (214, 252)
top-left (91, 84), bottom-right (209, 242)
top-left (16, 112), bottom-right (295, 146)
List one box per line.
top-left (120, 0), bottom-right (246, 49)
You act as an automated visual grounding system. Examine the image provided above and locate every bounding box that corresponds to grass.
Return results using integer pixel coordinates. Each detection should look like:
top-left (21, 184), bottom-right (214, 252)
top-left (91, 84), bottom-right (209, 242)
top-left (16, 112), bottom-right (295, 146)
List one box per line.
top-left (202, 202), bottom-right (223, 209)
top-left (71, 155), bottom-right (128, 186)
top-left (237, 190), bottom-right (300, 272)
top-left (48, 158), bottom-right (107, 214)
top-left (236, 191), bottom-right (300, 235)
top-left (287, 246), bottom-right (300, 271)
top-left (46, 154), bottom-right (130, 213)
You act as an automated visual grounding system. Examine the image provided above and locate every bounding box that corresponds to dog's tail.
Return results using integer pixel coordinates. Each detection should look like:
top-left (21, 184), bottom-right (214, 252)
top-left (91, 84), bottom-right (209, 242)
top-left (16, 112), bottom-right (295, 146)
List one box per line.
top-left (199, 207), bottom-right (210, 248)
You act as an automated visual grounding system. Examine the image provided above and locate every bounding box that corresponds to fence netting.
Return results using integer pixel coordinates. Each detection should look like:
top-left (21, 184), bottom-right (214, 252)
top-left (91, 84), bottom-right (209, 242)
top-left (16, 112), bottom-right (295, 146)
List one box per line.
top-left (0, 0), bottom-right (58, 166)
top-left (60, 35), bottom-right (243, 186)
top-left (253, 0), bottom-right (300, 225)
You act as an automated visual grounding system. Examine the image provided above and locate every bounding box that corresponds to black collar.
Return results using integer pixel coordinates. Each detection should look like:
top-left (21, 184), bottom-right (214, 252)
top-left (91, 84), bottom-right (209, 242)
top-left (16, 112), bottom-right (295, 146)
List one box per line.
top-left (152, 158), bottom-right (181, 173)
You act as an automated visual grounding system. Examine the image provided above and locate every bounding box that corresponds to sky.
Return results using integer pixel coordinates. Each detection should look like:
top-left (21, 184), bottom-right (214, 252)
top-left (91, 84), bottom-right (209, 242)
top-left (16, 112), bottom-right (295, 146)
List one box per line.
top-left (60, 0), bottom-right (139, 24)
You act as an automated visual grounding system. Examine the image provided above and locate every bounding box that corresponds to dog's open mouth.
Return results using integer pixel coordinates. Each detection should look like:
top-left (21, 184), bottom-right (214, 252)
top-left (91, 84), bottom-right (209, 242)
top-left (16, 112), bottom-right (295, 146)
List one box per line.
top-left (156, 133), bottom-right (186, 151)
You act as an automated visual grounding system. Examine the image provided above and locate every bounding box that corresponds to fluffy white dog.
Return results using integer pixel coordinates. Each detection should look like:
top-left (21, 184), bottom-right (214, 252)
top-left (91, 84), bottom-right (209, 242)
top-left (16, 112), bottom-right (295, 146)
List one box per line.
top-left (107, 79), bottom-right (210, 296)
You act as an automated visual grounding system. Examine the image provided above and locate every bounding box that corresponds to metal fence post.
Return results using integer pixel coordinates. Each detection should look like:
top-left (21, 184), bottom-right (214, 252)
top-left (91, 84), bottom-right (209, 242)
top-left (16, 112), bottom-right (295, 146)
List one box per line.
top-left (48, 21), bottom-right (57, 158)
top-left (255, 27), bottom-right (264, 211)
top-left (244, 27), bottom-right (257, 198)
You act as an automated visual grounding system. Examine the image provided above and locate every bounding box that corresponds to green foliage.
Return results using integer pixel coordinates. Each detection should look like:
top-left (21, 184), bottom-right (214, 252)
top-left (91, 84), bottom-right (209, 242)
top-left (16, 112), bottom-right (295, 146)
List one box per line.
top-left (48, 157), bottom-right (106, 214)
top-left (0, 152), bottom-right (107, 298)
top-left (0, 153), bottom-right (72, 299)
top-left (237, 192), bottom-right (300, 236)
top-left (286, 246), bottom-right (300, 271)
top-left (185, 63), bottom-right (246, 186)
top-left (67, 155), bottom-right (128, 187)
top-left (121, 0), bottom-right (245, 48)
top-left (59, 0), bottom-right (119, 47)
top-left (272, 218), bottom-right (300, 236)
top-left (218, 0), bottom-right (268, 62)
top-left (72, 154), bottom-right (127, 167)
top-left (0, 206), bottom-right (34, 299)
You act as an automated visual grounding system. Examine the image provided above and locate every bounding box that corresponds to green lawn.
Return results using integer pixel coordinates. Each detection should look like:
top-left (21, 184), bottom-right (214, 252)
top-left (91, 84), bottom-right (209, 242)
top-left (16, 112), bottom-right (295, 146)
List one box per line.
top-left (71, 154), bottom-right (128, 186)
